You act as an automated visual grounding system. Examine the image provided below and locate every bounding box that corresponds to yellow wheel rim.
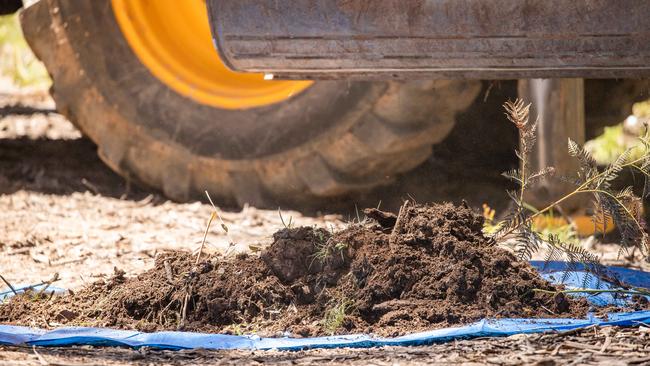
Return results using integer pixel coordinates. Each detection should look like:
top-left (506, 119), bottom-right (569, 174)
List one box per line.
top-left (111, 0), bottom-right (312, 110)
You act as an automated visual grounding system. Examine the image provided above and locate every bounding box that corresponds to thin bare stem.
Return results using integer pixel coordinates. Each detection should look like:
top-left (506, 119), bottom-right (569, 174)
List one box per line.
top-left (519, 131), bottom-right (526, 206)
top-left (179, 286), bottom-right (192, 330)
top-left (36, 273), bottom-right (60, 296)
top-left (196, 211), bottom-right (216, 265)
top-left (629, 164), bottom-right (650, 178)
top-left (205, 191), bottom-right (234, 245)
top-left (534, 288), bottom-right (650, 297)
top-left (0, 274), bottom-right (17, 295)
top-left (500, 190), bottom-right (581, 238)
top-left (390, 200), bottom-right (410, 247)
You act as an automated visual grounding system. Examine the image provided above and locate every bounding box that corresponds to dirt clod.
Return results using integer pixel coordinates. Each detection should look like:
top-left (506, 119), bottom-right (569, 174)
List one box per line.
top-left (1, 202), bottom-right (595, 336)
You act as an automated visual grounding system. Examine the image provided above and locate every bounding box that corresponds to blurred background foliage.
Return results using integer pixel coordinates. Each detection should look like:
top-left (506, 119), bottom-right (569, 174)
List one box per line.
top-left (0, 13), bottom-right (50, 88)
top-left (585, 101), bottom-right (650, 165)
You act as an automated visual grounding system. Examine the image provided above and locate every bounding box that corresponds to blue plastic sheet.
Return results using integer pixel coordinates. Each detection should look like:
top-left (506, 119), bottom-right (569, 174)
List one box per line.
top-left (2, 312), bottom-right (650, 350)
top-left (0, 285), bottom-right (65, 302)
top-left (0, 262), bottom-right (649, 351)
top-left (531, 261), bottom-right (650, 306)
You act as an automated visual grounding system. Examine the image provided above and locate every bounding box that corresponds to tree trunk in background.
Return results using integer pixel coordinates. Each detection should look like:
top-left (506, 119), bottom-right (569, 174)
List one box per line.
top-left (518, 78), bottom-right (587, 212)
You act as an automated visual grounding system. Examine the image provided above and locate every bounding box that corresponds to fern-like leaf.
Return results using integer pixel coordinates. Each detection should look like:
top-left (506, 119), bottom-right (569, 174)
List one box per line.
top-left (502, 169), bottom-right (522, 184)
top-left (597, 148), bottom-right (632, 188)
top-left (542, 242), bottom-right (563, 271)
top-left (525, 167), bottom-right (556, 188)
top-left (503, 99), bottom-right (531, 129)
top-left (513, 224), bottom-right (543, 260)
top-left (494, 209), bottom-right (527, 240)
top-left (568, 138), bottom-right (597, 183)
top-left (494, 98), bottom-right (647, 290)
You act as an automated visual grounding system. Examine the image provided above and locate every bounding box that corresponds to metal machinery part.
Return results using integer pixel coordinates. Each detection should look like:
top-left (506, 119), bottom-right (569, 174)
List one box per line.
top-left (519, 79), bottom-right (586, 210)
top-left (207, 0), bottom-right (650, 80)
top-left (110, 0), bottom-right (312, 110)
top-left (208, 0), bottom-right (649, 210)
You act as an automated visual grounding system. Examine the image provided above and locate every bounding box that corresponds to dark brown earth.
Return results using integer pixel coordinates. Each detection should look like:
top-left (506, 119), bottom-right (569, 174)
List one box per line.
top-left (0, 202), bottom-right (593, 337)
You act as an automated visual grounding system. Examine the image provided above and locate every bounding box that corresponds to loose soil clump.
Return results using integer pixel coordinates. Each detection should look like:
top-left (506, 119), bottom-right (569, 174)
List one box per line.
top-left (1, 202), bottom-right (593, 336)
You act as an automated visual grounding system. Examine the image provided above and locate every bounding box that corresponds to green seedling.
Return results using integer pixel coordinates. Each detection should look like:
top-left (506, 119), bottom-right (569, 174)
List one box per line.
top-left (321, 298), bottom-right (354, 334)
top-left (495, 99), bottom-right (649, 290)
top-left (278, 208), bottom-right (293, 229)
top-left (0, 14), bottom-right (50, 87)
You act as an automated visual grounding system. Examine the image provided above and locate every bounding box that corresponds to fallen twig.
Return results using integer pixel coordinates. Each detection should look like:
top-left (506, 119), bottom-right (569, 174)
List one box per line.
top-left (629, 356), bottom-right (650, 365)
top-left (389, 200), bottom-right (410, 247)
top-left (196, 211), bottom-right (216, 265)
top-left (80, 178), bottom-right (99, 195)
top-left (32, 346), bottom-right (49, 366)
top-left (163, 260), bottom-right (174, 284)
top-left (36, 273), bottom-right (60, 296)
top-left (563, 340), bottom-right (633, 353)
top-left (179, 285), bottom-right (193, 330)
top-left (533, 287), bottom-right (650, 297)
top-left (599, 335), bottom-right (612, 354)
top-left (0, 274), bottom-right (17, 295)
top-left (278, 207), bottom-right (293, 229)
top-left (205, 190), bottom-right (236, 257)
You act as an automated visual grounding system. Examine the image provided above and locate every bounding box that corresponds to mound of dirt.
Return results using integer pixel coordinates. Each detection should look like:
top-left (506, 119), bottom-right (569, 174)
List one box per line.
top-left (1, 202), bottom-right (592, 337)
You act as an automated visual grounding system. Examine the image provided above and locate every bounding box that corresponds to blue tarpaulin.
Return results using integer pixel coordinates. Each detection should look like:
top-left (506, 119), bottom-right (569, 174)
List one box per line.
top-left (0, 262), bottom-right (648, 351)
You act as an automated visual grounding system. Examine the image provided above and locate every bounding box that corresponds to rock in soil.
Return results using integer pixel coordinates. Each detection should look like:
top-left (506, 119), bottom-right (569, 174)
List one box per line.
top-left (1, 202), bottom-right (596, 337)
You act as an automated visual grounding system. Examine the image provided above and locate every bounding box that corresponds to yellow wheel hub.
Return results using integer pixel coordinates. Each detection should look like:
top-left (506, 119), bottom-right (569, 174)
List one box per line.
top-left (111, 0), bottom-right (312, 110)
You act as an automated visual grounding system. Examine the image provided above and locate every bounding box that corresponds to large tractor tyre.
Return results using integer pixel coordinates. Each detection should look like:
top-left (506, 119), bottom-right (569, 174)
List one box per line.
top-left (20, 0), bottom-right (481, 207)
top-left (0, 0), bottom-right (21, 14)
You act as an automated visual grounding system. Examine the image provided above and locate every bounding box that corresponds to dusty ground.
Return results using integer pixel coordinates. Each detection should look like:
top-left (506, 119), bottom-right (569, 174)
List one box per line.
top-left (0, 88), bottom-right (344, 290)
top-left (2, 87), bottom-right (650, 364)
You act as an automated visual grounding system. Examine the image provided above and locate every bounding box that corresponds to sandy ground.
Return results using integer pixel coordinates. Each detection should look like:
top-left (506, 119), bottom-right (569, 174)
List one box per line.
top-left (1, 86), bottom-right (649, 364)
top-left (0, 88), bottom-right (344, 290)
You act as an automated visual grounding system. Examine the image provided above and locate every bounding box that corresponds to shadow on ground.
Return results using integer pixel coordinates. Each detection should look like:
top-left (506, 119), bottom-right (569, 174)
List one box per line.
top-left (0, 136), bottom-right (154, 200)
top-left (0, 82), bottom-right (519, 216)
top-left (354, 81), bottom-right (518, 215)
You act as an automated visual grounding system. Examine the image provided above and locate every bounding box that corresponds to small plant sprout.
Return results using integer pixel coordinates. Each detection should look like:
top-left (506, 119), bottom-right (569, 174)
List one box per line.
top-left (495, 98), bottom-right (650, 290)
top-left (334, 242), bottom-right (349, 261)
top-left (313, 227), bottom-right (326, 244)
top-left (321, 298), bottom-right (354, 334)
top-left (311, 238), bottom-right (332, 265)
top-left (310, 226), bottom-right (348, 265)
top-left (278, 207), bottom-right (293, 229)
top-left (204, 190), bottom-right (236, 258)
top-left (351, 203), bottom-right (372, 226)
top-left (355, 203), bottom-right (362, 224)
top-left (334, 242), bottom-right (348, 251)
top-left (226, 323), bottom-right (257, 336)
